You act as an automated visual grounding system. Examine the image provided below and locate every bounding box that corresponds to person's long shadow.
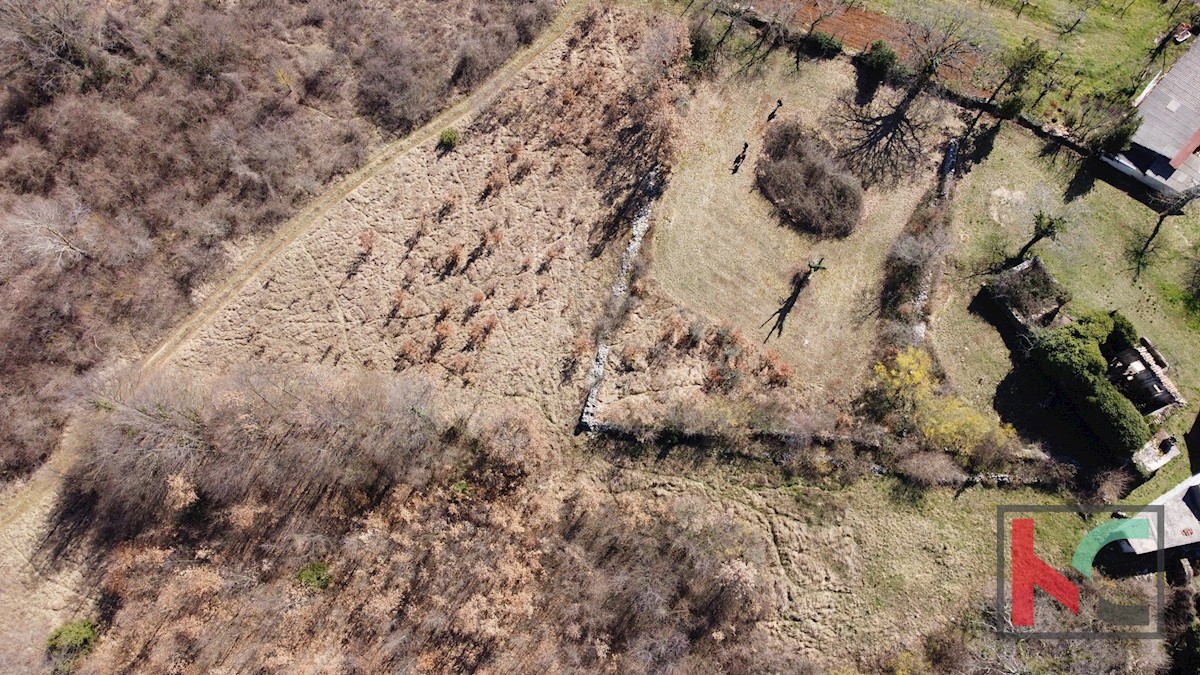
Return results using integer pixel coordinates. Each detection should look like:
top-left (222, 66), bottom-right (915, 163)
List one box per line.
top-left (761, 270), bottom-right (811, 343)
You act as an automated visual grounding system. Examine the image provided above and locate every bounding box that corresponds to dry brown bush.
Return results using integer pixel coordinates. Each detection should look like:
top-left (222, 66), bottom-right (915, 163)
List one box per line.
top-left (1093, 467), bottom-right (1135, 505)
top-left (896, 451), bottom-right (968, 486)
top-left (755, 119), bottom-right (864, 238)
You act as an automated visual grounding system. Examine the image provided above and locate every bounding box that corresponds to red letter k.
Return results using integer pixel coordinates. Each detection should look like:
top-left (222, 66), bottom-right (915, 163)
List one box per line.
top-left (1011, 518), bottom-right (1080, 626)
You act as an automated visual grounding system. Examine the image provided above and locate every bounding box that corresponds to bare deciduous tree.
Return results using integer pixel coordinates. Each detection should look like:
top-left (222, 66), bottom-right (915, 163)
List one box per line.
top-left (836, 7), bottom-right (987, 186)
top-left (1, 191), bottom-right (93, 270)
top-left (1014, 186), bottom-right (1090, 260)
top-left (1129, 185), bottom-right (1200, 278)
top-left (901, 6), bottom-right (989, 94)
top-left (0, 0), bottom-right (95, 97)
top-left (807, 0), bottom-right (858, 35)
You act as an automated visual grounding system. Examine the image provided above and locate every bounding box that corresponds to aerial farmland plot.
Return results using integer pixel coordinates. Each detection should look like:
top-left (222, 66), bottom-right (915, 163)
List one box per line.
top-left (0, 0), bottom-right (1198, 672)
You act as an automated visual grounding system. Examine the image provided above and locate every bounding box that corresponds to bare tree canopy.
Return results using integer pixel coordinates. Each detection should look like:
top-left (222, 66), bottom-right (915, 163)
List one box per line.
top-left (833, 6), bottom-right (990, 186)
top-left (0, 0), bottom-right (96, 97)
top-left (0, 191), bottom-right (93, 272)
top-left (901, 5), bottom-right (990, 90)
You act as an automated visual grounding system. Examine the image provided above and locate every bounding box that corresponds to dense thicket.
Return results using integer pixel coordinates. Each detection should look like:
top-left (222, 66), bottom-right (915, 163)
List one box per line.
top-left (52, 368), bottom-right (794, 673)
top-left (1030, 312), bottom-right (1151, 457)
top-left (0, 0), bottom-right (553, 479)
top-left (756, 120), bottom-right (863, 238)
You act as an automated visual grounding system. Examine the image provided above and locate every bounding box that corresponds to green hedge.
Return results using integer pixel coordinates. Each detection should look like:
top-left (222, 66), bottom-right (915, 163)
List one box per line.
top-left (1031, 313), bottom-right (1151, 457)
top-left (803, 32), bottom-right (843, 58)
top-left (1106, 311), bottom-right (1139, 354)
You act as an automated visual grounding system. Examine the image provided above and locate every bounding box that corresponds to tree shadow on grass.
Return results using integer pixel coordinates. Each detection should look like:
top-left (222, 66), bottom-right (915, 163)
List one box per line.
top-left (852, 68), bottom-right (883, 106)
top-left (833, 91), bottom-right (932, 188)
top-left (1186, 413), bottom-right (1200, 476)
top-left (1063, 157), bottom-right (1098, 202)
top-left (885, 478), bottom-right (928, 508)
top-left (761, 269), bottom-right (812, 343)
top-left (958, 121), bottom-right (1002, 174)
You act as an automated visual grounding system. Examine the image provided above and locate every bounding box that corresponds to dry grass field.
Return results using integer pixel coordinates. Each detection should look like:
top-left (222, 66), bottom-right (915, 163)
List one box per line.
top-left (648, 53), bottom-right (951, 405)
top-left (165, 11), bottom-right (662, 429)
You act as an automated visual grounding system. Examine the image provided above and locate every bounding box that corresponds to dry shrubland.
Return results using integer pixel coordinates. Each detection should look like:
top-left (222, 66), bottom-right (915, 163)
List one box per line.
top-left (475, 6), bottom-right (685, 253)
top-left (896, 593), bottom-right (1167, 674)
top-left (0, 0), bottom-right (554, 479)
top-left (50, 367), bottom-right (790, 673)
top-left (877, 192), bottom-right (951, 351)
top-left (755, 120), bottom-right (863, 238)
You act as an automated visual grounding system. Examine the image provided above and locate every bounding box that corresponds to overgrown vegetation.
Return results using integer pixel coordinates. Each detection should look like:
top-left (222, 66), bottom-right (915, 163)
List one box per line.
top-left (756, 120), bottom-right (863, 238)
top-left (1030, 311), bottom-right (1152, 458)
top-left (49, 367), bottom-right (788, 672)
top-left (987, 259), bottom-right (1072, 320)
top-left (879, 193), bottom-right (950, 348)
top-left (0, 0), bottom-right (554, 481)
top-left (865, 347), bottom-right (1021, 475)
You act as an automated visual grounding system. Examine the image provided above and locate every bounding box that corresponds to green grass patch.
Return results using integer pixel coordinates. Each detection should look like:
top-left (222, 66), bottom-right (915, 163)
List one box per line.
top-left (944, 126), bottom-right (1200, 407)
top-left (865, 0), bottom-right (1189, 122)
top-left (1160, 281), bottom-right (1200, 331)
top-left (297, 561), bottom-right (332, 590)
top-left (47, 619), bottom-right (97, 673)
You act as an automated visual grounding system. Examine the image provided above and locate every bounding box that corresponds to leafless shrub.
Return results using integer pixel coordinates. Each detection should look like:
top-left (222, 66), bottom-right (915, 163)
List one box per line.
top-left (466, 314), bottom-right (497, 351)
top-left (355, 33), bottom-right (438, 133)
top-left (756, 120), bottom-right (863, 238)
top-left (759, 351), bottom-right (792, 387)
top-left (451, 39), bottom-right (491, 89)
top-left (432, 320), bottom-right (454, 352)
top-left (897, 451), bottom-right (968, 486)
top-left (300, 55), bottom-right (343, 103)
top-left (53, 367), bottom-right (444, 549)
top-left (1093, 467), bottom-right (1134, 505)
top-left (0, 190), bottom-right (93, 270)
top-left (0, 0), bottom-right (97, 100)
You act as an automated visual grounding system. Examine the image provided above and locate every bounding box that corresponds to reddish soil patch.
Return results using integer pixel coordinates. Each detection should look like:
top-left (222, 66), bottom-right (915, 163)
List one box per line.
top-left (755, 0), bottom-right (989, 96)
top-left (792, 3), bottom-right (908, 52)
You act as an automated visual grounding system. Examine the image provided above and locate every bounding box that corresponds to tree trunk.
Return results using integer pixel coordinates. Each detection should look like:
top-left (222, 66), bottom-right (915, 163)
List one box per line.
top-left (966, 71), bottom-right (1014, 136)
top-left (1017, 233), bottom-right (1044, 260)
